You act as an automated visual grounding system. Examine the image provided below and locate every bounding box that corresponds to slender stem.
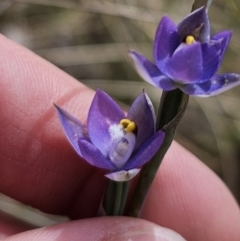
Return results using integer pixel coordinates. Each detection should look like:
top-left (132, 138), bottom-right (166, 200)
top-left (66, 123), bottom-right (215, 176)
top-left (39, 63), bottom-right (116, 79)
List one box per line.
top-left (192, 0), bottom-right (212, 11)
top-left (157, 89), bottom-right (187, 130)
top-left (127, 91), bottom-right (189, 217)
top-left (113, 182), bottom-right (123, 215)
top-left (103, 180), bottom-right (129, 216)
top-left (118, 181), bottom-right (130, 215)
top-left (103, 180), bottom-right (116, 215)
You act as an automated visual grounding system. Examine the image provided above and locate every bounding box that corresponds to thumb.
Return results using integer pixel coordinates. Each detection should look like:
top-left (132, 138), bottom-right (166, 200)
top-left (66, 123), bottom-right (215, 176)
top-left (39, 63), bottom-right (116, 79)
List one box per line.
top-left (4, 217), bottom-right (186, 241)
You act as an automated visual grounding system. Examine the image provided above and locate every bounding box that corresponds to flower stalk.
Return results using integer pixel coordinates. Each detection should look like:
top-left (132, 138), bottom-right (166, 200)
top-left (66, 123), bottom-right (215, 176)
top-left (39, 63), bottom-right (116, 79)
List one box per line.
top-left (103, 180), bottom-right (129, 216)
top-left (127, 90), bottom-right (189, 217)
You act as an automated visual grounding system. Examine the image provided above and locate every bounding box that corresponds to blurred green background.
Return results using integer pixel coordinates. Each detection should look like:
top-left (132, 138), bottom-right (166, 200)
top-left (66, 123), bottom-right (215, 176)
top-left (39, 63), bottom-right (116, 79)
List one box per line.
top-left (0, 0), bottom-right (239, 226)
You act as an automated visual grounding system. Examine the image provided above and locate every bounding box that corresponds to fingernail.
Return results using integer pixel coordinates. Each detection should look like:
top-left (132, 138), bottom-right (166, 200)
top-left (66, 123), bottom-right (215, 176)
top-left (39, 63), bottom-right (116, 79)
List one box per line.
top-left (113, 223), bottom-right (186, 241)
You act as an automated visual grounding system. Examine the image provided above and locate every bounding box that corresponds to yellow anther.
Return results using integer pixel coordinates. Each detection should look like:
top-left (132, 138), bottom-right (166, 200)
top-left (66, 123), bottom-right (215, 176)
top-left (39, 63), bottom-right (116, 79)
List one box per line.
top-left (125, 122), bottom-right (136, 132)
top-left (120, 119), bottom-right (137, 132)
top-left (120, 119), bottom-right (131, 127)
top-left (185, 35), bottom-right (196, 45)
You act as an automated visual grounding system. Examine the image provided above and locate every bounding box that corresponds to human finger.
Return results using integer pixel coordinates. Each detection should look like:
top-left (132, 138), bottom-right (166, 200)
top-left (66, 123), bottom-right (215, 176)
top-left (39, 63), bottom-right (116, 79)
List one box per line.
top-left (0, 34), bottom-right (104, 218)
top-left (2, 217), bottom-right (186, 241)
top-left (141, 141), bottom-right (240, 241)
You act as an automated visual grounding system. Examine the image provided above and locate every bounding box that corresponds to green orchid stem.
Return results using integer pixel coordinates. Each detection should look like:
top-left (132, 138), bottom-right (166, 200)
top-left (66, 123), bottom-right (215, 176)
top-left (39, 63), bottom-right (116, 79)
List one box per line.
top-left (103, 180), bottom-right (129, 216)
top-left (192, 0), bottom-right (212, 12)
top-left (156, 89), bottom-right (187, 130)
top-left (127, 89), bottom-right (189, 217)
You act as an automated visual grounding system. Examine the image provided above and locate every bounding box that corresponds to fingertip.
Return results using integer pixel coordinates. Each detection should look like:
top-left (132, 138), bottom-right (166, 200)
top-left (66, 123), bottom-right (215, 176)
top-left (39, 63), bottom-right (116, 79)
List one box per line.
top-left (3, 217), bottom-right (186, 241)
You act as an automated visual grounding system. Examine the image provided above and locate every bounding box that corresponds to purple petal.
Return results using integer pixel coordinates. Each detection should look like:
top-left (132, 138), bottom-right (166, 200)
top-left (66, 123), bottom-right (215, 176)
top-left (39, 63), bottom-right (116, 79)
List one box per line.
top-left (200, 31), bottom-right (232, 81)
top-left (87, 90), bottom-right (125, 156)
top-left (128, 50), bottom-right (176, 90)
top-left (211, 30), bottom-right (232, 54)
top-left (166, 43), bottom-right (203, 83)
top-left (177, 7), bottom-right (210, 43)
top-left (78, 139), bottom-right (116, 170)
top-left (158, 76), bottom-right (176, 90)
top-left (153, 16), bottom-right (180, 71)
top-left (124, 131), bottom-right (165, 170)
top-left (127, 92), bottom-right (155, 149)
top-left (180, 73), bottom-right (240, 96)
top-left (54, 104), bottom-right (86, 156)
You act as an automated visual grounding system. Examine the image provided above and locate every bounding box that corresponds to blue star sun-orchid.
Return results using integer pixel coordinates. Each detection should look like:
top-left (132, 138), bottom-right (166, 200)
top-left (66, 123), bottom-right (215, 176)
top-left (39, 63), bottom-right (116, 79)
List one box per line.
top-left (129, 7), bottom-right (240, 96)
top-left (55, 90), bottom-right (164, 182)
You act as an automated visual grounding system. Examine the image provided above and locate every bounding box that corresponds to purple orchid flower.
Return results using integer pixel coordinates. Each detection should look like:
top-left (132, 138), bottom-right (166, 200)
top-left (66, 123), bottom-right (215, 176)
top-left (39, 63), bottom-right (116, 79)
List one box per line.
top-left (54, 90), bottom-right (164, 182)
top-left (129, 7), bottom-right (240, 96)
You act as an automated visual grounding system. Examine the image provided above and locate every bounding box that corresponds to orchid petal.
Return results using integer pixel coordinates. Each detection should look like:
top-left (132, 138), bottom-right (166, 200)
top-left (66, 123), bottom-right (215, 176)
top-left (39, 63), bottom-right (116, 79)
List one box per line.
top-left (166, 43), bottom-right (202, 83)
top-left (128, 50), bottom-right (176, 90)
top-left (154, 16), bottom-right (180, 71)
top-left (127, 92), bottom-right (155, 149)
top-left (54, 104), bottom-right (86, 156)
top-left (78, 139), bottom-right (116, 170)
top-left (200, 31), bottom-right (232, 81)
top-left (105, 169), bottom-right (140, 182)
top-left (211, 30), bottom-right (232, 56)
top-left (87, 89), bottom-right (125, 156)
top-left (157, 76), bottom-right (176, 90)
top-left (180, 73), bottom-right (240, 96)
top-left (178, 7), bottom-right (210, 42)
top-left (124, 131), bottom-right (165, 170)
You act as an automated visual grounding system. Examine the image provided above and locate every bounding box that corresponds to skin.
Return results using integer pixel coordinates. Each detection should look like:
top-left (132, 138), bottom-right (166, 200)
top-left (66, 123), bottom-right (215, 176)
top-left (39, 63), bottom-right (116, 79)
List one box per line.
top-left (0, 34), bottom-right (239, 241)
